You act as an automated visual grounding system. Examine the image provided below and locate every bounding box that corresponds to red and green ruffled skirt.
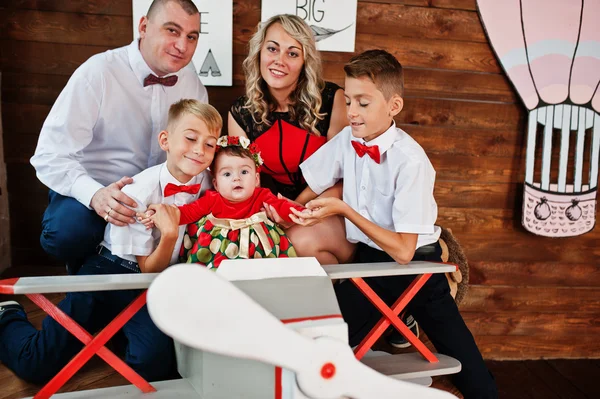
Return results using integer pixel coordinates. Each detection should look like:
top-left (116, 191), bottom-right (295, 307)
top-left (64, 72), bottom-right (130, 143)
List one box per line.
top-left (179, 212), bottom-right (297, 269)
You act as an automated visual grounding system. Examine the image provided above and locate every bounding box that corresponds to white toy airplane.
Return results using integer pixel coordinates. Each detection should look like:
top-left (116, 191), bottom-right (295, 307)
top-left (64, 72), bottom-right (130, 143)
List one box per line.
top-left (147, 264), bottom-right (455, 399)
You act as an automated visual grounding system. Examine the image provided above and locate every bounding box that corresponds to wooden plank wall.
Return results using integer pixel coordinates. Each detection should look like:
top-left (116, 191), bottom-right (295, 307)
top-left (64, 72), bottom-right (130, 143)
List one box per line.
top-left (0, 0), bottom-right (599, 360)
top-left (0, 72), bottom-right (10, 274)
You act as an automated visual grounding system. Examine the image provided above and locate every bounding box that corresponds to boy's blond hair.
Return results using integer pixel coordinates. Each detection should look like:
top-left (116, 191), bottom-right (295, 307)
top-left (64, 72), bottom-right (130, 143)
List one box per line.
top-left (167, 99), bottom-right (223, 135)
top-left (344, 49), bottom-right (404, 99)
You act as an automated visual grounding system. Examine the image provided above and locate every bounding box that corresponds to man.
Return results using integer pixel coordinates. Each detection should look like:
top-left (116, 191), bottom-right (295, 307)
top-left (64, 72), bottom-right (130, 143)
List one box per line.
top-left (30, 0), bottom-right (208, 273)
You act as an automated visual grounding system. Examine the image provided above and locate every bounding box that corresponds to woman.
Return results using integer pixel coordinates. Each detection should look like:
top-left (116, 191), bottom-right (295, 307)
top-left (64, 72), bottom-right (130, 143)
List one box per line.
top-left (228, 14), bottom-right (354, 265)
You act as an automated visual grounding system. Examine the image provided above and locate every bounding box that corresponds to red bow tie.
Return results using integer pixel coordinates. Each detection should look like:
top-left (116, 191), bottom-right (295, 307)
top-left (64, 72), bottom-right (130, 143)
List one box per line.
top-left (143, 74), bottom-right (178, 87)
top-left (351, 141), bottom-right (381, 164)
top-left (164, 183), bottom-right (201, 197)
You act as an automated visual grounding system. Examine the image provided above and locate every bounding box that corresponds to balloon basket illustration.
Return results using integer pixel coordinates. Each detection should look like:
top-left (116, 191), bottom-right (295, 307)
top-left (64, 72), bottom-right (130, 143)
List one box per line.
top-left (523, 105), bottom-right (598, 237)
top-left (478, 0), bottom-right (600, 237)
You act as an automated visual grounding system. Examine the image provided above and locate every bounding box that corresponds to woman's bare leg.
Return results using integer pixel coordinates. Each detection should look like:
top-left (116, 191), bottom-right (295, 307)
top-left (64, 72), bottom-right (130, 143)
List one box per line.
top-left (287, 215), bottom-right (355, 265)
top-left (287, 182), bottom-right (354, 264)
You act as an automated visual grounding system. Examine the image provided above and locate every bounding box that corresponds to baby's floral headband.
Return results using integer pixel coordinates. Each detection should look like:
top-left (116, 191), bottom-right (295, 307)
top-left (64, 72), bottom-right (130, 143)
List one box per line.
top-left (216, 135), bottom-right (264, 168)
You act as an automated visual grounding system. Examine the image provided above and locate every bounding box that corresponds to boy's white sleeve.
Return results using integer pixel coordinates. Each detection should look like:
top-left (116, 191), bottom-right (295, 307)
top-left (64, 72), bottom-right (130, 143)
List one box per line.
top-left (392, 160), bottom-right (437, 234)
top-left (300, 130), bottom-right (346, 195)
top-left (109, 186), bottom-right (156, 257)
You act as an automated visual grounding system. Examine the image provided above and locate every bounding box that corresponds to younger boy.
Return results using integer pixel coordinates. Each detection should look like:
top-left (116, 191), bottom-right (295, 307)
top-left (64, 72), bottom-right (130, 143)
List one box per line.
top-left (0, 99), bottom-right (221, 384)
top-left (294, 50), bottom-right (498, 398)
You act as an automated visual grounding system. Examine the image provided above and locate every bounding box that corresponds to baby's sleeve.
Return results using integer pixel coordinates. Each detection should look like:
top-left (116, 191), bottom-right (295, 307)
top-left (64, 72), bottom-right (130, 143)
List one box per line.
top-left (178, 193), bottom-right (212, 225)
top-left (264, 193), bottom-right (305, 223)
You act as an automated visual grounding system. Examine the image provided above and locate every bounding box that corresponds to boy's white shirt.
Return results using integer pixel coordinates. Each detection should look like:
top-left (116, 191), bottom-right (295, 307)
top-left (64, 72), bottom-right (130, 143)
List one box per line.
top-left (300, 122), bottom-right (441, 251)
top-left (101, 162), bottom-right (212, 264)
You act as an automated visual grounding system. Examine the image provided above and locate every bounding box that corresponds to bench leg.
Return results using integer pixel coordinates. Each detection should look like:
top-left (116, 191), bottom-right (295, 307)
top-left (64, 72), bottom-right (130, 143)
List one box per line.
top-left (350, 274), bottom-right (439, 363)
top-left (28, 291), bottom-right (156, 399)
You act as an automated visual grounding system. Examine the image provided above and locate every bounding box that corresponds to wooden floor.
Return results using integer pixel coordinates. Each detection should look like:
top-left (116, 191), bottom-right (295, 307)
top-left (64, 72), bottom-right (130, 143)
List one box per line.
top-left (486, 359), bottom-right (600, 399)
top-left (1, 267), bottom-right (600, 399)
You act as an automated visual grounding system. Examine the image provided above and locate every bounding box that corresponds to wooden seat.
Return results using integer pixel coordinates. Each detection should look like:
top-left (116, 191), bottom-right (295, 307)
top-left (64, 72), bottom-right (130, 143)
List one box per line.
top-left (362, 352), bottom-right (461, 380)
top-left (20, 379), bottom-right (198, 399)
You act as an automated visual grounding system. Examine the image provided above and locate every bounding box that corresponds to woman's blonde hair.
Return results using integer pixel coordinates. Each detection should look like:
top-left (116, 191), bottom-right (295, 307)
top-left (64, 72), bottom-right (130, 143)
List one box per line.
top-left (242, 14), bottom-right (325, 135)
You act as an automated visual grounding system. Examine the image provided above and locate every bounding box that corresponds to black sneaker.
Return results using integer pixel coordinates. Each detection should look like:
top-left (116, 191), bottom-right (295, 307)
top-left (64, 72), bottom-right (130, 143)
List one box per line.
top-left (387, 313), bottom-right (419, 349)
top-left (0, 301), bottom-right (24, 321)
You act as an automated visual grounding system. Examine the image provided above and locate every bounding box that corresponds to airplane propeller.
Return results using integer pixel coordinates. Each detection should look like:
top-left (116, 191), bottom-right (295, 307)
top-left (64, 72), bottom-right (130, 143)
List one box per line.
top-left (147, 264), bottom-right (454, 399)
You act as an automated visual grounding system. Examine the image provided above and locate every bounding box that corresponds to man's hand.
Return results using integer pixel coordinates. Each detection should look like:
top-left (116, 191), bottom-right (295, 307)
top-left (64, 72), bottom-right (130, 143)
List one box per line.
top-left (90, 176), bottom-right (136, 226)
top-left (148, 203), bottom-right (181, 239)
top-left (290, 197), bottom-right (347, 226)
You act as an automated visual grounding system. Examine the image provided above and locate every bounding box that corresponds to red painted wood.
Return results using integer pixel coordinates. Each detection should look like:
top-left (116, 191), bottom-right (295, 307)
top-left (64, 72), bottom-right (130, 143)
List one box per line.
top-left (33, 291), bottom-right (153, 398)
top-left (26, 293), bottom-right (154, 398)
top-left (0, 277), bottom-right (18, 294)
top-left (353, 309), bottom-right (390, 359)
top-left (274, 367), bottom-right (282, 399)
top-left (320, 362), bottom-right (336, 379)
top-left (351, 275), bottom-right (439, 363)
top-left (281, 314), bottom-right (343, 324)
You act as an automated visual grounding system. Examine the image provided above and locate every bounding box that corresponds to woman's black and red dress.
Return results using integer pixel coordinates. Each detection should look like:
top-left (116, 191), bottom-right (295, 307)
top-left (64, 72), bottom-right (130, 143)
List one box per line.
top-left (230, 81), bottom-right (341, 200)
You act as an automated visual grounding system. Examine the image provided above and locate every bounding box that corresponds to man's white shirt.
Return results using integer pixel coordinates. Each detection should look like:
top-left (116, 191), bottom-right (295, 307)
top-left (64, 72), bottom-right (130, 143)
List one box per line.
top-left (300, 123), bottom-right (441, 251)
top-left (30, 40), bottom-right (208, 208)
top-left (102, 162), bottom-right (212, 265)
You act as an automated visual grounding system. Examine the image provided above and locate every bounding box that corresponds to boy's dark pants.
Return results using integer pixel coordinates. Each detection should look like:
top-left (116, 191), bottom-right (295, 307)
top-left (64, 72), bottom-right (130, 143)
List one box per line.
top-left (0, 254), bottom-right (176, 385)
top-left (41, 190), bottom-right (107, 273)
top-left (335, 242), bottom-right (498, 399)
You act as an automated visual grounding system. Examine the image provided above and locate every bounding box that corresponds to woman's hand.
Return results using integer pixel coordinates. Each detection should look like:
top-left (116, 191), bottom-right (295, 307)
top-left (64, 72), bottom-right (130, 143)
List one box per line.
top-left (290, 197), bottom-right (347, 226)
top-left (148, 204), bottom-right (181, 239)
top-left (289, 208), bottom-right (320, 226)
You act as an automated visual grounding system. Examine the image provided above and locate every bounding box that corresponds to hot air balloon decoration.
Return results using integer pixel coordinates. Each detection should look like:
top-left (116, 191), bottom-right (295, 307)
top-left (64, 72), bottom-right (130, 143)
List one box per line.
top-left (477, 0), bottom-right (599, 237)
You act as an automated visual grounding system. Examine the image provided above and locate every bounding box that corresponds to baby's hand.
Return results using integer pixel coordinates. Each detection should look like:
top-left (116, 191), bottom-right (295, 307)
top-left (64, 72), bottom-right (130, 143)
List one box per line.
top-left (289, 207), bottom-right (321, 227)
top-left (262, 201), bottom-right (294, 229)
top-left (148, 204), bottom-right (181, 238)
top-left (290, 197), bottom-right (346, 226)
top-left (136, 209), bottom-right (156, 230)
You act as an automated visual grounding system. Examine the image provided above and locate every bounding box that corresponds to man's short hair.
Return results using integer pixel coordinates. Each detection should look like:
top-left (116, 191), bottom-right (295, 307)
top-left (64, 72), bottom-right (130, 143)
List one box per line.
top-left (147, 0), bottom-right (199, 19)
top-left (344, 49), bottom-right (404, 99)
top-left (167, 99), bottom-right (223, 135)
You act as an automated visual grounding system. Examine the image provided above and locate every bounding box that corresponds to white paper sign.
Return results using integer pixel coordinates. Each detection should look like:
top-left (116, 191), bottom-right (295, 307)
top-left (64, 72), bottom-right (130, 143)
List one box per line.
top-left (261, 0), bottom-right (358, 52)
top-left (132, 0), bottom-right (232, 86)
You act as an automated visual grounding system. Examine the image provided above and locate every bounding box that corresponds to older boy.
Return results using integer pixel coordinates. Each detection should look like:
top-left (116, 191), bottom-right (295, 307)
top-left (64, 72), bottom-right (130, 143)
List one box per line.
top-left (294, 50), bottom-right (498, 398)
top-left (0, 100), bottom-right (221, 384)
